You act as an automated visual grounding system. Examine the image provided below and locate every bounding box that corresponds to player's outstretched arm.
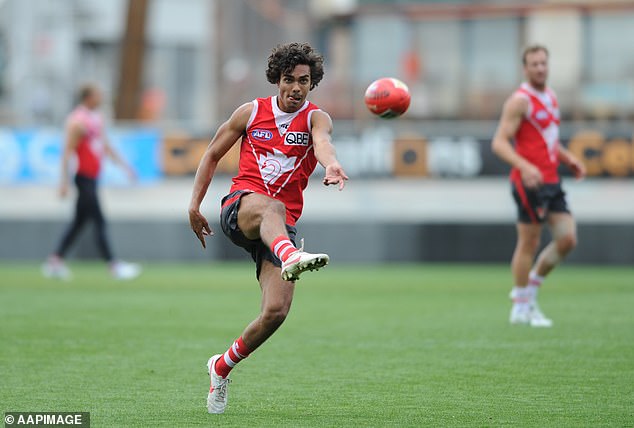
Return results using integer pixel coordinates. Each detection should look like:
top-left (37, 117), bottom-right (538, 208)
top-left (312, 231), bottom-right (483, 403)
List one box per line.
top-left (492, 95), bottom-right (543, 189)
top-left (311, 110), bottom-right (348, 190)
top-left (188, 102), bottom-right (252, 248)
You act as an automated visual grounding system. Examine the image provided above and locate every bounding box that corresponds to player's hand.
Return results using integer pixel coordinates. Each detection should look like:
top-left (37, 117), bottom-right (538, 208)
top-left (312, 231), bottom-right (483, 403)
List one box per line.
top-left (58, 183), bottom-right (69, 199)
top-left (567, 156), bottom-right (587, 180)
top-left (323, 163), bottom-right (349, 191)
top-left (189, 209), bottom-right (214, 249)
top-left (520, 163), bottom-right (543, 189)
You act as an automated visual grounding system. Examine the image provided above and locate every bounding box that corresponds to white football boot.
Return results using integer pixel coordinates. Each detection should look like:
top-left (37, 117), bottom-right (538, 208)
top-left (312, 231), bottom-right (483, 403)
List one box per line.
top-left (529, 302), bottom-right (553, 328)
top-left (280, 239), bottom-right (329, 281)
top-left (110, 261), bottom-right (141, 280)
top-left (509, 288), bottom-right (531, 325)
top-left (41, 256), bottom-right (72, 280)
top-left (509, 303), bottom-right (531, 325)
top-left (206, 354), bottom-right (231, 414)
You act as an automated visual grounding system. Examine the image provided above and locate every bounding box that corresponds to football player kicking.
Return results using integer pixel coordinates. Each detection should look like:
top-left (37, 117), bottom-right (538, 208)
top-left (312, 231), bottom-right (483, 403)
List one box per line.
top-left (188, 42), bottom-right (348, 413)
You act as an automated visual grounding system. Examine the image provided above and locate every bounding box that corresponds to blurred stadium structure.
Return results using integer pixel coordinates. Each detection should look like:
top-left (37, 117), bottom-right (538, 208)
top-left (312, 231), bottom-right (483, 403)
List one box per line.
top-left (0, 0), bottom-right (633, 264)
top-left (2, 0), bottom-right (634, 125)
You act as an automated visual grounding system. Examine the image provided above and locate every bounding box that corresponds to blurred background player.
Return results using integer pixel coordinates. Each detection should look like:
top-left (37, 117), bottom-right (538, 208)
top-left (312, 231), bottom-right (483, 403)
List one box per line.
top-left (188, 42), bottom-right (348, 414)
top-left (42, 83), bottom-right (141, 281)
top-left (491, 45), bottom-right (586, 327)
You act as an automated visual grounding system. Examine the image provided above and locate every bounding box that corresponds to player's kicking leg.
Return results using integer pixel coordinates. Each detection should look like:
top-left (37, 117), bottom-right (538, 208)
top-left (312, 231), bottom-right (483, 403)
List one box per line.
top-left (274, 237), bottom-right (329, 281)
top-left (239, 193), bottom-right (329, 281)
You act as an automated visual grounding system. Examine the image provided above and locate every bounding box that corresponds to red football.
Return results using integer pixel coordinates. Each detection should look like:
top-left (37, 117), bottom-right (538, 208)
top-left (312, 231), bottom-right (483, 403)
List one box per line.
top-left (364, 77), bottom-right (411, 119)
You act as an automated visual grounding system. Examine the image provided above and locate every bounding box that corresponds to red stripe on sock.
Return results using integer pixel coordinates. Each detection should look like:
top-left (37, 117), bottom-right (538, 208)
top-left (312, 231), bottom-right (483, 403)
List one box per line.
top-left (214, 336), bottom-right (252, 379)
top-left (271, 236), bottom-right (296, 262)
top-left (235, 336), bottom-right (251, 357)
top-left (279, 245), bottom-right (296, 261)
top-left (271, 236), bottom-right (287, 249)
top-left (227, 346), bottom-right (240, 363)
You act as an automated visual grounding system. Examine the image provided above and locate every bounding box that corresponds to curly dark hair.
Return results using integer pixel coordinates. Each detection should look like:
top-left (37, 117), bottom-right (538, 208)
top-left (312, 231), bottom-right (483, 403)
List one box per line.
top-left (265, 42), bottom-right (324, 90)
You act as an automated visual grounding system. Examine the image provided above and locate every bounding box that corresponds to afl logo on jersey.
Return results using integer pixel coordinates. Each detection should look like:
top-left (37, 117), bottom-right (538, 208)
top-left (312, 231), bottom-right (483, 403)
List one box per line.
top-left (251, 129), bottom-right (273, 141)
top-left (284, 132), bottom-right (310, 146)
top-left (535, 110), bottom-right (549, 120)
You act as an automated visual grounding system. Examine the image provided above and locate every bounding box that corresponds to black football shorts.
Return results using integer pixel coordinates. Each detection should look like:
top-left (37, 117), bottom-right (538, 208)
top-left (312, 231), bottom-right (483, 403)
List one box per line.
top-left (511, 180), bottom-right (570, 224)
top-left (220, 190), bottom-right (297, 279)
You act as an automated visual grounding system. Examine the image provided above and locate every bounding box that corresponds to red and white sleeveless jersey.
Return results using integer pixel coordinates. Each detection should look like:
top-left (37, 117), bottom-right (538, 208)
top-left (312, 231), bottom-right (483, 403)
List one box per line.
top-left (229, 96), bottom-right (321, 226)
top-left (66, 105), bottom-right (105, 179)
top-left (511, 82), bottom-right (561, 184)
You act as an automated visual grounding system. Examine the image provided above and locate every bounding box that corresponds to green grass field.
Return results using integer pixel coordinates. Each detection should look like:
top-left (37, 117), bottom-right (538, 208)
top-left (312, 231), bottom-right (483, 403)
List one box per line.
top-left (1, 262), bottom-right (633, 427)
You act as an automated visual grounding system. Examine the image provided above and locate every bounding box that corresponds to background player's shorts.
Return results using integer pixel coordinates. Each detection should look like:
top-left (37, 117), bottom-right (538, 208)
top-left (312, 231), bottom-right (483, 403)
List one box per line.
top-left (220, 190), bottom-right (297, 279)
top-left (511, 181), bottom-right (570, 224)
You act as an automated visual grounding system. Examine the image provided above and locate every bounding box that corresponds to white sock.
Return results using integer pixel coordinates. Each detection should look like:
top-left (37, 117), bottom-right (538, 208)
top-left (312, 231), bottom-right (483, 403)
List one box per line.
top-left (529, 270), bottom-right (545, 286)
top-left (510, 286), bottom-right (530, 309)
top-left (527, 271), bottom-right (545, 303)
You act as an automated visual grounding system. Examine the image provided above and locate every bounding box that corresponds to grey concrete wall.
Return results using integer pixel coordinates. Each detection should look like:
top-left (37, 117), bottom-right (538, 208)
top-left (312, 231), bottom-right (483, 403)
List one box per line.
top-left (2, 219), bottom-right (632, 265)
top-left (2, 178), bottom-right (632, 265)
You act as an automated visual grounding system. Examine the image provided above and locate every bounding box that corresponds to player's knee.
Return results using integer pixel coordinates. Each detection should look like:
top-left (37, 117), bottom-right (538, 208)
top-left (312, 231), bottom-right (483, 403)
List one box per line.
top-left (519, 235), bottom-right (540, 253)
top-left (558, 232), bottom-right (577, 254)
top-left (265, 198), bottom-right (286, 218)
top-left (261, 304), bottom-right (290, 329)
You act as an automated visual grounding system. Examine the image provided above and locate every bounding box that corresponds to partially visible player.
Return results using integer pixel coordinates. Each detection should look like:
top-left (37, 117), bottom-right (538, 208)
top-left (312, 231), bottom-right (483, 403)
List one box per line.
top-left (491, 45), bottom-right (586, 327)
top-left (42, 83), bottom-right (141, 281)
top-left (188, 42), bottom-right (348, 414)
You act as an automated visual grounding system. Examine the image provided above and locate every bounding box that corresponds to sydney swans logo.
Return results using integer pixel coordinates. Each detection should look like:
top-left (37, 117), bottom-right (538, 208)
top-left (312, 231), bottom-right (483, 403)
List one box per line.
top-left (257, 148), bottom-right (297, 187)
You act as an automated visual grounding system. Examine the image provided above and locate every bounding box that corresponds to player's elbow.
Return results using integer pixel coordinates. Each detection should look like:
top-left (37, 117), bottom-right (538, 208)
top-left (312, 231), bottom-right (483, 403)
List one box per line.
top-left (491, 136), bottom-right (500, 150)
top-left (206, 146), bottom-right (224, 165)
top-left (491, 136), bottom-right (506, 156)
